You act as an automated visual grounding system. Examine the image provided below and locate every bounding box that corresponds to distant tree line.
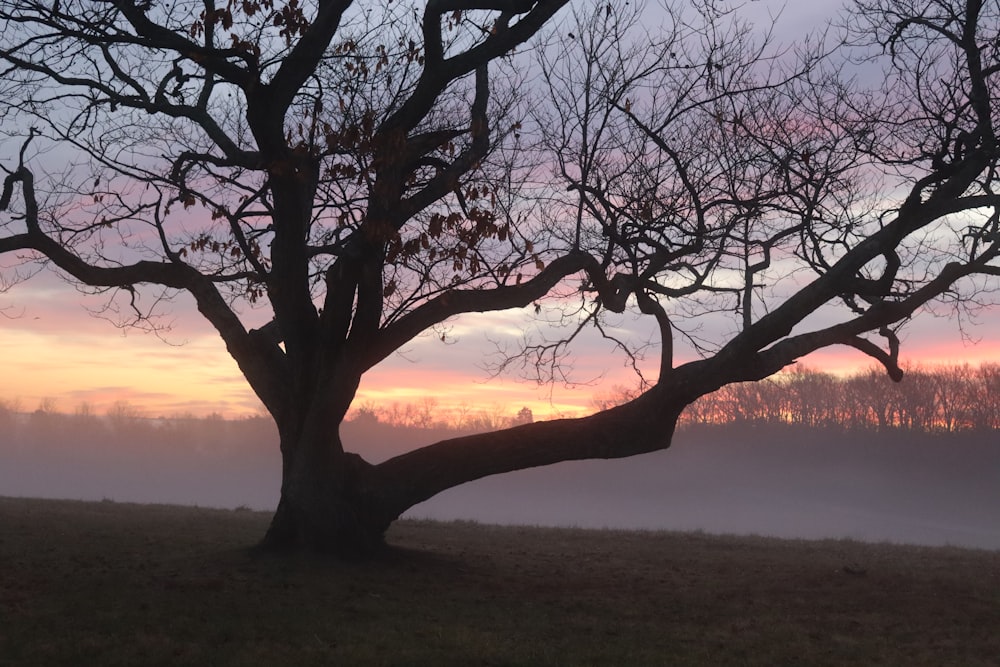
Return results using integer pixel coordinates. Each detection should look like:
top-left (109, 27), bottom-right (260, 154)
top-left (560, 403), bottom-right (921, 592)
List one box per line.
top-left (0, 399), bottom-right (275, 461)
top-left (349, 399), bottom-right (534, 432)
top-left (678, 364), bottom-right (1000, 432)
top-left (0, 396), bottom-right (536, 451)
top-left (353, 363), bottom-right (1000, 433)
top-left (2, 363), bottom-right (998, 441)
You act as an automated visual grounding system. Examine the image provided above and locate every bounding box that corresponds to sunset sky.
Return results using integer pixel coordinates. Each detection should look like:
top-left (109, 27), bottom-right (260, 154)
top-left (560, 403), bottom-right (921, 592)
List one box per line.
top-left (2, 0), bottom-right (1000, 421)
top-left (2, 265), bottom-right (999, 420)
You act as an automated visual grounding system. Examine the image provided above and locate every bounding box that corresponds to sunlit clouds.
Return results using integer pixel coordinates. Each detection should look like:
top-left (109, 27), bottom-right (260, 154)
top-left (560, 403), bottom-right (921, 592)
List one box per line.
top-left (0, 326), bottom-right (261, 417)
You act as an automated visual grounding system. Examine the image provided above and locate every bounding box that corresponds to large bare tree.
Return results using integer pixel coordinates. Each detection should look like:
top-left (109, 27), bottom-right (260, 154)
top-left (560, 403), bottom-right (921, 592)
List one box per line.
top-left (1, 0), bottom-right (999, 556)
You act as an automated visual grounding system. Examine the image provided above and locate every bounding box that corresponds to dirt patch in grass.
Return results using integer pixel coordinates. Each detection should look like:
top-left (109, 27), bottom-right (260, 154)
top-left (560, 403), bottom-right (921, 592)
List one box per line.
top-left (1, 496), bottom-right (997, 666)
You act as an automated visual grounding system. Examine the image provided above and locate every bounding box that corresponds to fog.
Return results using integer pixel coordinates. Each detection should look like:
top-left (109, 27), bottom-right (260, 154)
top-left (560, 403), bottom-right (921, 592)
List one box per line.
top-left (408, 427), bottom-right (1000, 550)
top-left (1, 414), bottom-right (998, 550)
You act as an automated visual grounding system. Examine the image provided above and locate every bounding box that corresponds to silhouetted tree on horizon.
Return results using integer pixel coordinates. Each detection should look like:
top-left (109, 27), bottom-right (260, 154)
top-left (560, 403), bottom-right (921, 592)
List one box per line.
top-left (2, 0), bottom-right (1000, 556)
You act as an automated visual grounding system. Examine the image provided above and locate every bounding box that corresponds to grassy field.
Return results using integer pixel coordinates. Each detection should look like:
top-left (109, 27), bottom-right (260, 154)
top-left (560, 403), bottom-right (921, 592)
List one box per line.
top-left (0, 496), bottom-right (998, 666)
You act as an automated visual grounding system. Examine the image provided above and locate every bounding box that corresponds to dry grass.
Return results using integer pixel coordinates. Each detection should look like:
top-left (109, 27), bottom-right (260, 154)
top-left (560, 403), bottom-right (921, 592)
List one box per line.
top-left (1, 496), bottom-right (998, 666)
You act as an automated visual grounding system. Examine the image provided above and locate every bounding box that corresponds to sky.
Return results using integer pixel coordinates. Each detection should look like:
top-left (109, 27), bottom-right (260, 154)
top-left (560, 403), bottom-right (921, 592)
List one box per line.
top-left (2, 0), bottom-right (1000, 421)
top-left (2, 264), bottom-right (999, 420)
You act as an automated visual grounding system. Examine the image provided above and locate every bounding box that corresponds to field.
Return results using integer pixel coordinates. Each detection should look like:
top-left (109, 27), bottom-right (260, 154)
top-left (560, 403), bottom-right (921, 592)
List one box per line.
top-left (1, 496), bottom-right (998, 666)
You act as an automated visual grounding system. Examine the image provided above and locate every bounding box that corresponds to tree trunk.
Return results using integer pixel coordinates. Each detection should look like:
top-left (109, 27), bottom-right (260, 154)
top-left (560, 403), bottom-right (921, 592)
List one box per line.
top-left (258, 383), bottom-right (694, 557)
top-left (260, 430), bottom-right (396, 557)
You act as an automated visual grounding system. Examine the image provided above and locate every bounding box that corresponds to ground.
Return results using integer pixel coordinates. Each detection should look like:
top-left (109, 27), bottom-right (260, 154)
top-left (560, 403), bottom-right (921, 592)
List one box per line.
top-left (1, 496), bottom-right (998, 665)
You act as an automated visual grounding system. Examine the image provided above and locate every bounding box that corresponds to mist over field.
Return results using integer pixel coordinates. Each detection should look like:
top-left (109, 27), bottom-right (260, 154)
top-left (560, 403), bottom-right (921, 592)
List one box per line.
top-left (1, 413), bottom-right (997, 550)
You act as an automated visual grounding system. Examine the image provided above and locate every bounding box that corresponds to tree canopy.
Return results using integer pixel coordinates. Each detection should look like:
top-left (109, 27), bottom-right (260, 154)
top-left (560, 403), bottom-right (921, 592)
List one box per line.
top-left (2, 0), bottom-right (1000, 555)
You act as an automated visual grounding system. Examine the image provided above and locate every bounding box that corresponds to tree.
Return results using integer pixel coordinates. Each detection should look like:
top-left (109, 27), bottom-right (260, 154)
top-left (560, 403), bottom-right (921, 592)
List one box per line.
top-left (530, 1), bottom-right (1000, 414)
top-left (2, 0), bottom-right (1000, 557)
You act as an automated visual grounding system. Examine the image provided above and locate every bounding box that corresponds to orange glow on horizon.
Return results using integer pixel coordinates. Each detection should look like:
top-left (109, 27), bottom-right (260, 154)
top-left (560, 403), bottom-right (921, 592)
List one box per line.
top-left (0, 324), bottom-right (608, 419)
top-left (3, 311), bottom-right (1000, 421)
